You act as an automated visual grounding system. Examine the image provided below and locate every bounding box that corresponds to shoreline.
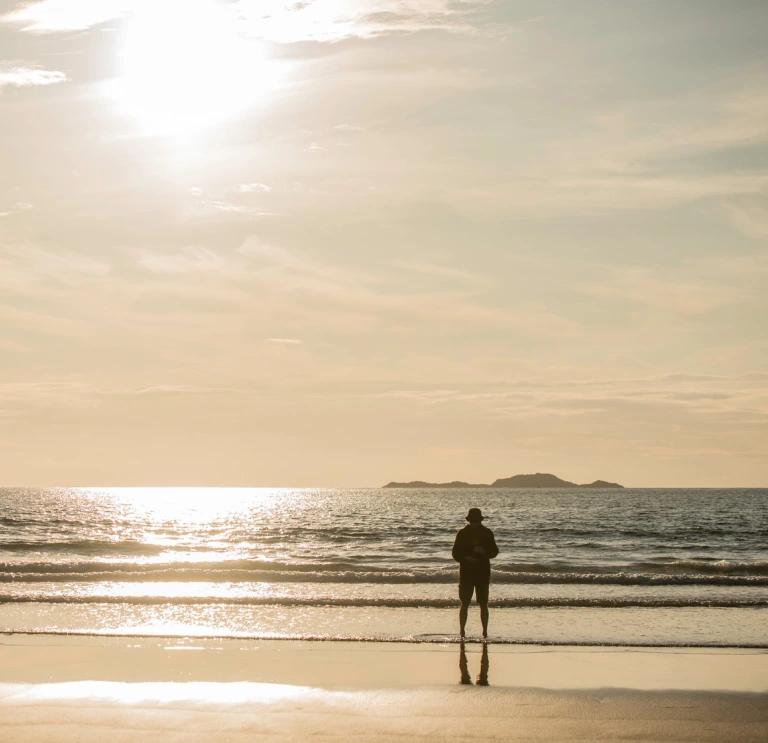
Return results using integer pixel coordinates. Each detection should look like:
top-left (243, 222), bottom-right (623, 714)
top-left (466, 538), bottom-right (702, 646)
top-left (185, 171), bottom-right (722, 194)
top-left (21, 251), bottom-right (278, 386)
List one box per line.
top-left (3, 602), bottom-right (766, 646)
top-left (2, 628), bottom-right (768, 649)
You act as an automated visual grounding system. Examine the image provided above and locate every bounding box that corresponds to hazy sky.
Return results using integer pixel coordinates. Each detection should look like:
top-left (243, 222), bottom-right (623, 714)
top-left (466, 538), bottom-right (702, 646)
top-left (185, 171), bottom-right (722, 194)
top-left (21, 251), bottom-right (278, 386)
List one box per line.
top-left (1, 0), bottom-right (766, 487)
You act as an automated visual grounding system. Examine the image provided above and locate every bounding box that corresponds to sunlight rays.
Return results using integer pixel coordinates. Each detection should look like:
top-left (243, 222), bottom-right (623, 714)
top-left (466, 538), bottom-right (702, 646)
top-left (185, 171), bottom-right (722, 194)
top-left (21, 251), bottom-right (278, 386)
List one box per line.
top-left (115, 0), bottom-right (276, 136)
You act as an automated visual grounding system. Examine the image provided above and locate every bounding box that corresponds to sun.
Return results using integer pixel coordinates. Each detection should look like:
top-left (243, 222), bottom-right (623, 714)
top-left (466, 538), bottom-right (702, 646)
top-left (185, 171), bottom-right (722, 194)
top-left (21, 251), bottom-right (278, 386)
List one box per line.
top-left (116, 0), bottom-right (272, 136)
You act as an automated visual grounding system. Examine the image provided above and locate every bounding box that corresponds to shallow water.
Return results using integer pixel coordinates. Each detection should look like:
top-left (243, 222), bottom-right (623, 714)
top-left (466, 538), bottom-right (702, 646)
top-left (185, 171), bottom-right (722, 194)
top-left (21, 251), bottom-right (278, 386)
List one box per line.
top-left (1, 487), bottom-right (766, 645)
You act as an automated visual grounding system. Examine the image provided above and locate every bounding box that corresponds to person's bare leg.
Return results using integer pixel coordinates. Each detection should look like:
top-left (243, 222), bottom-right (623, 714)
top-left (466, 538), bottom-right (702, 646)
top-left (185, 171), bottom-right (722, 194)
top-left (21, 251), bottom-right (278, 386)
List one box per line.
top-left (459, 600), bottom-right (470, 637)
top-left (479, 602), bottom-right (489, 638)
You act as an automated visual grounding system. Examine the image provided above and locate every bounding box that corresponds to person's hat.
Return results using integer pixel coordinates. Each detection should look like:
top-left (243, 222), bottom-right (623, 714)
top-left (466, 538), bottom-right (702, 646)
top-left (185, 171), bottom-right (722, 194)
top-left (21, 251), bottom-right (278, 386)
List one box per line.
top-left (465, 508), bottom-right (484, 522)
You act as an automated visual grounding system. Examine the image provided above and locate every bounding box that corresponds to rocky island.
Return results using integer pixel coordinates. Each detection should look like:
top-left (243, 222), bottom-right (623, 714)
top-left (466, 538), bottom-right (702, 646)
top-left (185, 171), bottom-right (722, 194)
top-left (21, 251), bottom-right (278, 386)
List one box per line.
top-left (383, 473), bottom-right (623, 488)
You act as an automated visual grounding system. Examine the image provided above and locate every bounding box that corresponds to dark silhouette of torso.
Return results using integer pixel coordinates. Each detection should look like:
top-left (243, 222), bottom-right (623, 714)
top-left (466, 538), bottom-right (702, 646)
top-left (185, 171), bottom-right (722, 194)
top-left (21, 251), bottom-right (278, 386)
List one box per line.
top-left (452, 523), bottom-right (499, 581)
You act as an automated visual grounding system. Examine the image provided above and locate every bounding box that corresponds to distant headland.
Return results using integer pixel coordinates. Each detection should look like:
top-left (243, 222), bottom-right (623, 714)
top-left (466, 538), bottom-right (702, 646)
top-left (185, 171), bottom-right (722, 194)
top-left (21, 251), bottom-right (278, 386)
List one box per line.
top-left (383, 473), bottom-right (624, 489)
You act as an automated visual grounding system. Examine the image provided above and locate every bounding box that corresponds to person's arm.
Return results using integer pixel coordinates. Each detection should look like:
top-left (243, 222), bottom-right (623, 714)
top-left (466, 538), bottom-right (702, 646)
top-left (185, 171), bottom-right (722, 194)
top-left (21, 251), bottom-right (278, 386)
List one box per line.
top-left (451, 531), bottom-right (465, 563)
top-left (486, 529), bottom-right (499, 560)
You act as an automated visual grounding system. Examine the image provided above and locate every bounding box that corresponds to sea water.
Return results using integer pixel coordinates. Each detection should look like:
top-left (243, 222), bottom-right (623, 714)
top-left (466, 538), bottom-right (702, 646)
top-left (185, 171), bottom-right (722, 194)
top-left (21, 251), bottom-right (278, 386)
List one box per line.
top-left (1, 487), bottom-right (766, 645)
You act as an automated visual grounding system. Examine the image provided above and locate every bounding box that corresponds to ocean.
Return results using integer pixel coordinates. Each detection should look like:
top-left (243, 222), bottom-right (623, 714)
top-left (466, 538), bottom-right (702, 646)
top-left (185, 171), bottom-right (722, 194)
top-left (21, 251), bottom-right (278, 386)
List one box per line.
top-left (1, 487), bottom-right (766, 646)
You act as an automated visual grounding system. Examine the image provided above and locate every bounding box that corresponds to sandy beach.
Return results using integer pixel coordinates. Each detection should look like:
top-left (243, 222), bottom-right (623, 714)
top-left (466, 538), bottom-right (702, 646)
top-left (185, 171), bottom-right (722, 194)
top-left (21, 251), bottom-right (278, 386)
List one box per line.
top-left (1, 635), bottom-right (766, 742)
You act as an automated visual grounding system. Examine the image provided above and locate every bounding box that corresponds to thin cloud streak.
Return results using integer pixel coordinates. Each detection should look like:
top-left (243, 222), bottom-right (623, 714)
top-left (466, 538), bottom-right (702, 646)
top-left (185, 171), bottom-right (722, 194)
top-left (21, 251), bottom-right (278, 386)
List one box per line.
top-left (3, 0), bottom-right (505, 41)
top-left (0, 0), bottom-right (130, 32)
top-left (235, 0), bottom-right (504, 43)
top-left (239, 183), bottom-right (272, 193)
top-left (0, 63), bottom-right (67, 89)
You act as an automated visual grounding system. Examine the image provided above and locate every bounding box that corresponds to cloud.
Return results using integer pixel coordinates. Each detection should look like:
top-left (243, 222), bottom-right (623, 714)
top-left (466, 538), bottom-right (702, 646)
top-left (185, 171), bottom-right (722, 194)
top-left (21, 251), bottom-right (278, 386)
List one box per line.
top-left (0, 202), bottom-right (36, 218)
top-left (2, 0), bottom-right (502, 41)
top-left (183, 197), bottom-right (276, 220)
top-left (0, 237), bottom-right (575, 348)
top-left (0, 64), bottom-right (67, 89)
top-left (0, 244), bottom-right (112, 338)
top-left (361, 372), bottom-right (768, 448)
top-left (1, 0), bottom-right (129, 32)
top-left (392, 259), bottom-right (490, 284)
top-left (239, 183), bottom-right (272, 193)
top-left (211, 201), bottom-right (251, 213)
top-left (234, 0), bottom-right (502, 43)
top-left (135, 246), bottom-right (225, 275)
top-left (577, 266), bottom-right (747, 317)
top-left (0, 381), bottom-right (94, 409)
top-left (0, 243), bottom-right (110, 286)
top-left (721, 200), bottom-right (768, 241)
top-left (2, 229), bottom-right (765, 484)
top-left (444, 75), bottom-right (768, 217)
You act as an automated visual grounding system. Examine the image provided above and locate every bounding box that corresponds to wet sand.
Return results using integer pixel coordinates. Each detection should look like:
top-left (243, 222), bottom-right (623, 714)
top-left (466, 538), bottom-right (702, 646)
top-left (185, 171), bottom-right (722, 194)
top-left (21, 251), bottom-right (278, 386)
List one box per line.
top-left (1, 635), bottom-right (766, 742)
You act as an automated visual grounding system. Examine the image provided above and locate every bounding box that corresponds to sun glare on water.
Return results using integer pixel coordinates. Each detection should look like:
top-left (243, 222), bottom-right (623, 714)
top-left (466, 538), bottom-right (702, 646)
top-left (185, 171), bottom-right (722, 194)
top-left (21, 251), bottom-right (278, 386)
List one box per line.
top-left (116, 0), bottom-right (275, 136)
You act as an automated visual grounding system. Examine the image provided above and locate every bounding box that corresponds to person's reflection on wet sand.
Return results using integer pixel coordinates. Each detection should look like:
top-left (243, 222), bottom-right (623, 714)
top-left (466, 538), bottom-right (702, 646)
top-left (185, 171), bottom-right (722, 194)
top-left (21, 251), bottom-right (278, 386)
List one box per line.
top-left (459, 641), bottom-right (489, 686)
top-left (459, 641), bottom-right (472, 684)
top-left (477, 642), bottom-right (489, 685)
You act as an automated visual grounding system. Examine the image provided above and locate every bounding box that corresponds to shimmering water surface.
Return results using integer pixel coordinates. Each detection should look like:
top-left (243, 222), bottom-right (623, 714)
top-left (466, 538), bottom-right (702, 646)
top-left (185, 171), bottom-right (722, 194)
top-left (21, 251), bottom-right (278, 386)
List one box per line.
top-left (1, 487), bottom-right (766, 645)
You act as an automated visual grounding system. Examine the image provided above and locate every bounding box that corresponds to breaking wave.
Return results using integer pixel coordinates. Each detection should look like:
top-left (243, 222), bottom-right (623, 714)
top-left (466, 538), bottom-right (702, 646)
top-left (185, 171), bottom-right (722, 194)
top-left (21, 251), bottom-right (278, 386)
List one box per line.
top-left (1, 558), bottom-right (767, 586)
top-left (0, 594), bottom-right (764, 608)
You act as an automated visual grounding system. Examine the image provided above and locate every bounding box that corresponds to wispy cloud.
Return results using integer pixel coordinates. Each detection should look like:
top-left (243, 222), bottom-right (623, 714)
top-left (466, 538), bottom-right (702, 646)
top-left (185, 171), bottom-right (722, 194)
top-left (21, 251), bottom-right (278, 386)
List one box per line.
top-left (0, 63), bottom-right (66, 89)
top-left (235, 0), bottom-right (501, 43)
top-left (0, 243), bottom-right (109, 286)
top-left (392, 259), bottom-right (490, 284)
top-left (135, 246), bottom-right (225, 275)
top-left (359, 372), bottom-right (768, 460)
top-left (2, 0), bottom-right (502, 41)
top-left (0, 202), bottom-right (36, 217)
top-left (267, 338), bottom-right (302, 345)
top-left (1, 236), bottom-right (579, 350)
top-left (577, 266), bottom-right (748, 317)
top-left (721, 199), bottom-right (768, 240)
top-left (1, 0), bottom-right (129, 32)
top-left (0, 381), bottom-right (94, 409)
top-left (239, 183), bottom-right (272, 193)
top-left (184, 196), bottom-right (275, 220)
top-left (443, 75), bottom-right (768, 216)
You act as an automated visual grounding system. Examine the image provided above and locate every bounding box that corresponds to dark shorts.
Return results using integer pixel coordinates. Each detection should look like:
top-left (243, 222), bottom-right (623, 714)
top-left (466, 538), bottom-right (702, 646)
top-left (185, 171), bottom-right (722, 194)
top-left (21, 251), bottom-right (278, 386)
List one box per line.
top-left (458, 575), bottom-right (490, 604)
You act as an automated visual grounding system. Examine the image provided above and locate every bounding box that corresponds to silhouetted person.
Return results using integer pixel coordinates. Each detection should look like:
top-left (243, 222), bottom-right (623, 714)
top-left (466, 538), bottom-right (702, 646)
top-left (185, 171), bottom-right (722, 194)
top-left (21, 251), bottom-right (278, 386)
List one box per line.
top-left (452, 508), bottom-right (498, 638)
top-left (458, 641), bottom-right (490, 686)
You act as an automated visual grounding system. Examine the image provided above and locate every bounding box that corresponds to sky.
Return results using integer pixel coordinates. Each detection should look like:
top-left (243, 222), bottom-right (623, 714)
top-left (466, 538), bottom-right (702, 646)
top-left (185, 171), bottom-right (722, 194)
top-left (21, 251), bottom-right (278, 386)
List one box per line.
top-left (0, 0), bottom-right (766, 487)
